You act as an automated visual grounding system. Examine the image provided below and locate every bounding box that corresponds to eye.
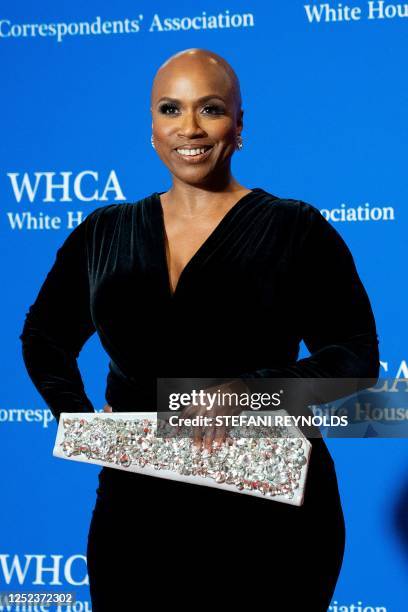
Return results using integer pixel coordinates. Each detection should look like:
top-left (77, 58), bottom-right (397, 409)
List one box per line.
top-left (202, 104), bottom-right (225, 115)
top-left (158, 103), bottom-right (180, 115)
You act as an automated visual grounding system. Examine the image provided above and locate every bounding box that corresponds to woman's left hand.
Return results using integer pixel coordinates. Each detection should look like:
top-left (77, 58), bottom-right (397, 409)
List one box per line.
top-left (178, 379), bottom-right (249, 452)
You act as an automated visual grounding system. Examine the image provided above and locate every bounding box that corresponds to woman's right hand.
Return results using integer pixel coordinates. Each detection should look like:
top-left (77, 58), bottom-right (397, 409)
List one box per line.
top-left (103, 404), bottom-right (112, 413)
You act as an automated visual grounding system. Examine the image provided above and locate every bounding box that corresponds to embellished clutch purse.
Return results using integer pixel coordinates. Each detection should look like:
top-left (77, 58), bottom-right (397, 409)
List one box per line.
top-left (52, 411), bottom-right (312, 506)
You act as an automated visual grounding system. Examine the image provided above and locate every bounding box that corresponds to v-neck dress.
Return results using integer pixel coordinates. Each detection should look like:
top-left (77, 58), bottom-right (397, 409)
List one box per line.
top-left (20, 187), bottom-right (379, 418)
top-left (19, 187), bottom-right (379, 611)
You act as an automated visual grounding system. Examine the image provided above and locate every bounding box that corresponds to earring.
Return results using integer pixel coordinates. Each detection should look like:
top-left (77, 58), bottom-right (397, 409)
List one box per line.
top-left (151, 134), bottom-right (156, 150)
top-left (236, 135), bottom-right (243, 151)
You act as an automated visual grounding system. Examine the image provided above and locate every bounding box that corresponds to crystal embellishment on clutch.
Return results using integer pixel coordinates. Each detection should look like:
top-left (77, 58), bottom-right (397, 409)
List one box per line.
top-left (53, 412), bottom-right (312, 506)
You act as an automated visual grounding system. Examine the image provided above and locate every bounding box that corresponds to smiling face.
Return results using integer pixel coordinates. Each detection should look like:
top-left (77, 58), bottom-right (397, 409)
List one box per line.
top-left (150, 49), bottom-right (243, 187)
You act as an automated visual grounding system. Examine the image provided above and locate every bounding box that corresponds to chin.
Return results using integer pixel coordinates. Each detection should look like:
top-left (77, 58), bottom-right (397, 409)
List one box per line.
top-left (172, 168), bottom-right (214, 185)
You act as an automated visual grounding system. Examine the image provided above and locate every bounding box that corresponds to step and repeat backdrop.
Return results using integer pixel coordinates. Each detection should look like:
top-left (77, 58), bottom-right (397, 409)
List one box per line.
top-left (2, 1), bottom-right (407, 610)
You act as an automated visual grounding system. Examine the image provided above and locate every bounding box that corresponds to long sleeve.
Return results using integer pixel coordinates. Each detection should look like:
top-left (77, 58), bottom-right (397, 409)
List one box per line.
top-left (238, 203), bottom-right (380, 406)
top-left (19, 213), bottom-right (98, 424)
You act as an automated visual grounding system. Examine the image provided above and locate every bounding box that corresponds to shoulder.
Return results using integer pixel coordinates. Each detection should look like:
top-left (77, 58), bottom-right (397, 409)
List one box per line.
top-left (258, 188), bottom-right (318, 212)
top-left (84, 194), bottom-right (154, 222)
top-left (255, 189), bottom-right (348, 261)
top-left (256, 188), bottom-right (325, 229)
top-left (82, 193), bottom-right (156, 232)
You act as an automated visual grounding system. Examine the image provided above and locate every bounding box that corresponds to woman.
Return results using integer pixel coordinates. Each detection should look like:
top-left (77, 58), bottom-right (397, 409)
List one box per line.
top-left (20, 48), bottom-right (379, 610)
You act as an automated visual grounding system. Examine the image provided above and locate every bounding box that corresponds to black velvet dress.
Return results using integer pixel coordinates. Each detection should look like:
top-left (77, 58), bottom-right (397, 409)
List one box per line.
top-left (20, 188), bottom-right (380, 611)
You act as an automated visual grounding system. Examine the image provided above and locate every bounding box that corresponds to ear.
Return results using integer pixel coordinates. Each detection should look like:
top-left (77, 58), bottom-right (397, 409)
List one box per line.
top-left (236, 108), bottom-right (244, 133)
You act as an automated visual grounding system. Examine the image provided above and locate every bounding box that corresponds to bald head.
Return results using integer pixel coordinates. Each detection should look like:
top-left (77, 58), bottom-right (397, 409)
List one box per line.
top-left (150, 48), bottom-right (242, 113)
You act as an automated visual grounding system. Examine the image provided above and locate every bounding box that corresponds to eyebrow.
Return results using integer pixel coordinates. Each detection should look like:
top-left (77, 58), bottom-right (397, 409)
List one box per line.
top-left (156, 95), bottom-right (226, 105)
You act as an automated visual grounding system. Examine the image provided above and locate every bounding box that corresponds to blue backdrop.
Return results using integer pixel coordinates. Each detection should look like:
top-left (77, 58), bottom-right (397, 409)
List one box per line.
top-left (2, 2), bottom-right (407, 610)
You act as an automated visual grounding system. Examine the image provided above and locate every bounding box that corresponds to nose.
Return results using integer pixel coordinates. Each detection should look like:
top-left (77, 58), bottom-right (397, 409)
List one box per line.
top-left (177, 110), bottom-right (206, 139)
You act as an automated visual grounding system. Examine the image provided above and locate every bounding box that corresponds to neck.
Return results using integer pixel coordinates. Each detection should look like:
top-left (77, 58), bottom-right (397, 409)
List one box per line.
top-left (163, 171), bottom-right (248, 216)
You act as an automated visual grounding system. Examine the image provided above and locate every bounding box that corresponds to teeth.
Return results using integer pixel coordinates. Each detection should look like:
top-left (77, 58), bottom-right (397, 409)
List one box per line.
top-left (176, 147), bottom-right (210, 156)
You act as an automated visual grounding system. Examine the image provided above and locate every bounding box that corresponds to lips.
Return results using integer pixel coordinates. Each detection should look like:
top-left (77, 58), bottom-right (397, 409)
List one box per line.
top-left (173, 145), bottom-right (214, 163)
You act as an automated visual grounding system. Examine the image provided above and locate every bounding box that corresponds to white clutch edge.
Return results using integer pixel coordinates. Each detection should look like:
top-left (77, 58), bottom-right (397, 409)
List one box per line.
top-left (53, 410), bottom-right (312, 506)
